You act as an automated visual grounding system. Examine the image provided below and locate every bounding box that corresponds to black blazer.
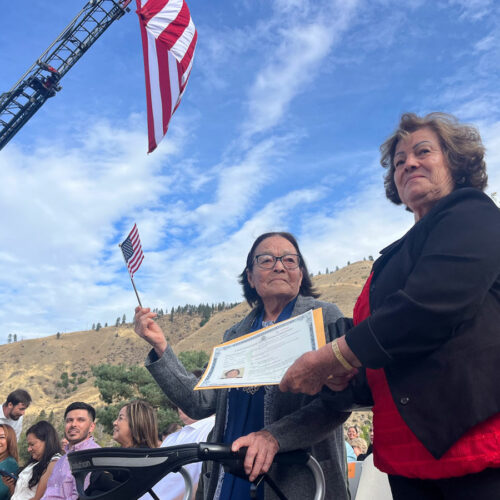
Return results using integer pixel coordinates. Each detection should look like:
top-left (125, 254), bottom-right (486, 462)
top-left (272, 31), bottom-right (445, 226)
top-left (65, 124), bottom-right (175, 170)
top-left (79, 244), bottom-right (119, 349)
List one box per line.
top-left (344, 188), bottom-right (500, 459)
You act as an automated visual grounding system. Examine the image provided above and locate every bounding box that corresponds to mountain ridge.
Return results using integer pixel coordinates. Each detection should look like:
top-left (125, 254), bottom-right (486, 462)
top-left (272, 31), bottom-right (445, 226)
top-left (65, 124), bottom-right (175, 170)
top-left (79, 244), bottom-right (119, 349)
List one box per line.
top-left (0, 260), bottom-right (373, 425)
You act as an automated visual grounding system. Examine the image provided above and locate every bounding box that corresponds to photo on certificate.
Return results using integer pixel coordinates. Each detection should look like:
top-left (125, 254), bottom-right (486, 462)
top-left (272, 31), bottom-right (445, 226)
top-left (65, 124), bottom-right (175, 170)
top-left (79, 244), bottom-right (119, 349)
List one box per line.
top-left (194, 308), bottom-right (325, 390)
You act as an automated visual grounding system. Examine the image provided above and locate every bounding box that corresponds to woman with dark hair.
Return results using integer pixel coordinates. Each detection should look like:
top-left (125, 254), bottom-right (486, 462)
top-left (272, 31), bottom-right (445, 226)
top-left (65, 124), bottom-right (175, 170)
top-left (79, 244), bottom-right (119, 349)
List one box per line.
top-left (134, 231), bottom-right (350, 499)
top-left (7, 421), bottom-right (62, 500)
top-left (281, 112), bottom-right (500, 498)
top-left (0, 424), bottom-right (18, 500)
top-left (112, 400), bottom-right (158, 449)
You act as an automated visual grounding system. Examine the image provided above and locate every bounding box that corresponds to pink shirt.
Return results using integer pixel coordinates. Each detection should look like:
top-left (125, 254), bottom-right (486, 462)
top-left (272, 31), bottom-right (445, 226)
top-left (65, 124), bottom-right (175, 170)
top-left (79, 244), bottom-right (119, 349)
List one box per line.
top-left (41, 437), bottom-right (100, 500)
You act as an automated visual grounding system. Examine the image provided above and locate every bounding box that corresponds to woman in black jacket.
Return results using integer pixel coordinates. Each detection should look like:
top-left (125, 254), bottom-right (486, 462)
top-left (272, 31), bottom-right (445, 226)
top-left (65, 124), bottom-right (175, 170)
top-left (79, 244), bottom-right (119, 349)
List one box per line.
top-left (280, 112), bottom-right (500, 499)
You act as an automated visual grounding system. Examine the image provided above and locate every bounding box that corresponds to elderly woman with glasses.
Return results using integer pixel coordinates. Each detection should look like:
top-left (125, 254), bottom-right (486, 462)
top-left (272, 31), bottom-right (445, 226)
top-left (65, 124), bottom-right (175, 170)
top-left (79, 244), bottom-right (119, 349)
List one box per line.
top-left (134, 231), bottom-right (350, 500)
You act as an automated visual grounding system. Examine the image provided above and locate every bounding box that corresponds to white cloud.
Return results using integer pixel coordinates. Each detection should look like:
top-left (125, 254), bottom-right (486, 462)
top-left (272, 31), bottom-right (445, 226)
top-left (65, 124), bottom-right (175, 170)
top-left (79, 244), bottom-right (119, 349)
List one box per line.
top-left (446, 0), bottom-right (496, 20)
top-left (241, 0), bottom-right (359, 138)
top-left (2, 0), bottom-right (500, 343)
top-left (0, 114), bottom-right (191, 338)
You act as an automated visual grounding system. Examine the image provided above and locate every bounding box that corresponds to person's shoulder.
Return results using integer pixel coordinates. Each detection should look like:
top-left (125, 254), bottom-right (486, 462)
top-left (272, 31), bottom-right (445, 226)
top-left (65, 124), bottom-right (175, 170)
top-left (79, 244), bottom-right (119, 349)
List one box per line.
top-left (435, 188), bottom-right (498, 215)
top-left (425, 188), bottom-right (500, 235)
top-left (296, 296), bottom-right (343, 318)
top-left (223, 309), bottom-right (258, 340)
top-left (88, 438), bottom-right (101, 449)
top-left (2, 456), bottom-right (18, 471)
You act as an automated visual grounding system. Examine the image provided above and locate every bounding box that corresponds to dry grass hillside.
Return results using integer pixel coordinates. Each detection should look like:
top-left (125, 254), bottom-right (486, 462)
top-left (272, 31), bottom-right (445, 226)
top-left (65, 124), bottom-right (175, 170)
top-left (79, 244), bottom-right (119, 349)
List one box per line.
top-left (0, 260), bottom-right (373, 431)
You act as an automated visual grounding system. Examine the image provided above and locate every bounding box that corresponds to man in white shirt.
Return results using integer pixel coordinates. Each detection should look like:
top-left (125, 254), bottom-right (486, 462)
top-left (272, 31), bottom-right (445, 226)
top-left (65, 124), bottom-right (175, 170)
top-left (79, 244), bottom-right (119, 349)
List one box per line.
top-left (0, 389), bottom-right (31, 440)
top-left (149, 408), bottom-right (215, 500)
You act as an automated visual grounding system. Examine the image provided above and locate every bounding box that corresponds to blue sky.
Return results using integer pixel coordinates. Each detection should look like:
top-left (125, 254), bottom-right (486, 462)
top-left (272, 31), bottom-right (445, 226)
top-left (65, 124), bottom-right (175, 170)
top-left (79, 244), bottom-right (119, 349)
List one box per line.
top-left (1, 0), bottom-right (499, 340)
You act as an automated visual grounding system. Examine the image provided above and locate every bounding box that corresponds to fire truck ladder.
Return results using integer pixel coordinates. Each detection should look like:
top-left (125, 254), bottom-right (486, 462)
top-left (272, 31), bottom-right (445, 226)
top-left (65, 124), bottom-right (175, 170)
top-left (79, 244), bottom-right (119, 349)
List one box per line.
top-left (0, 0), bottom-right (132, 151)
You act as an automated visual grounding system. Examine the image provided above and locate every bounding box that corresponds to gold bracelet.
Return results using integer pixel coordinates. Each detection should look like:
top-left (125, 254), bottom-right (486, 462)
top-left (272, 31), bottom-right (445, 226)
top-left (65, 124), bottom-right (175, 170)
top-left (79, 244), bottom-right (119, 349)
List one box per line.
top-left (331, 339), bottom-right (355, 372)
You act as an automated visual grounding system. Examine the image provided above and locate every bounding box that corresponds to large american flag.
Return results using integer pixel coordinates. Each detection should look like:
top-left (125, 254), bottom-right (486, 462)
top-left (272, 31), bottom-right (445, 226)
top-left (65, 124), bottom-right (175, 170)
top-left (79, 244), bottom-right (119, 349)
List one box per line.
top-left (136, 0), bottom-right (198, 153)
top-left (121, 223), bottom-right (144, 278)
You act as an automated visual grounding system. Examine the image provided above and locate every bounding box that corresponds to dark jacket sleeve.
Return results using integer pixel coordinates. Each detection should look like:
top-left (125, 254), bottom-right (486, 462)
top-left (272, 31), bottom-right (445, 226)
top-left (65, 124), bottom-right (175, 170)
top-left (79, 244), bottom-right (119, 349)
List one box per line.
top-left (346, 189), bottom-right (500, 368)
top-left (321, 317), bottom-right (373, 409)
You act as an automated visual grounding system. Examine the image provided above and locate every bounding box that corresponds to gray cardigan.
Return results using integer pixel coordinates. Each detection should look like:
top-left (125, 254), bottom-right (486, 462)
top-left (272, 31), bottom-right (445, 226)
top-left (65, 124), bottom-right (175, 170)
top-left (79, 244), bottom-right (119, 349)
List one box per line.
top-left (146, 295), bottom-right (350, 500)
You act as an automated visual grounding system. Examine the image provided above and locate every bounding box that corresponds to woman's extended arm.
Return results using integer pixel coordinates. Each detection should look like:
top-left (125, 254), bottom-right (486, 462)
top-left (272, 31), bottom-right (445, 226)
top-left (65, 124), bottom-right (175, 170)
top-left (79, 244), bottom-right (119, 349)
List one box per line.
top-left (145, 344), bottom-right (218, 420)
top-left (134, 307), bottom-right (168, 357)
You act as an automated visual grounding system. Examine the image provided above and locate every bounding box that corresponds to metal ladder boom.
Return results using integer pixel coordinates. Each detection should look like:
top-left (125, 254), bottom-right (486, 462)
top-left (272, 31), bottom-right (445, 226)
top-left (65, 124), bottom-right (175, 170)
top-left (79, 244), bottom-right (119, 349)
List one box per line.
top-left (0, 0), bottom-right (132, 151)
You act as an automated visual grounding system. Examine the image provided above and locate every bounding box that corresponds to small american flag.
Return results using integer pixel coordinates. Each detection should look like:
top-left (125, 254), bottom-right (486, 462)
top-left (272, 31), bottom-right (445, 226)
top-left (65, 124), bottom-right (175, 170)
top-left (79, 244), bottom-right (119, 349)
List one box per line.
top-left (121, 223), bottom-right (144, 278)
top-left (136, 0), bottom-right (198, 153)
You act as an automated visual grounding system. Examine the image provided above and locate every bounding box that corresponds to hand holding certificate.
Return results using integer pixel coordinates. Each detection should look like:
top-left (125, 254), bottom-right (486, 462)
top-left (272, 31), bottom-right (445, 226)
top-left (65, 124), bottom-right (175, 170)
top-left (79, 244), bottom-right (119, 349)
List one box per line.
top-left (195, 308), bottom-right (326, 390)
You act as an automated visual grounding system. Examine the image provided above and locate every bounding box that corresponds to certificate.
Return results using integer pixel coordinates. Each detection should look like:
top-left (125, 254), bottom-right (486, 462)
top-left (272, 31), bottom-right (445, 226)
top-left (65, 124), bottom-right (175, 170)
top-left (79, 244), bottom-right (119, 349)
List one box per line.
top-left (194, 308), bottom-right (325, 390)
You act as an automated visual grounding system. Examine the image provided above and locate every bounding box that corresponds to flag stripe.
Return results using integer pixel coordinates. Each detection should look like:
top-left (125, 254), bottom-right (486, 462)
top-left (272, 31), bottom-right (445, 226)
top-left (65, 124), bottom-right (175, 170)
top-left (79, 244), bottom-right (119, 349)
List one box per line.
top-left (136, 0), bottom-right (197, 153)
top-left (148, 30), bottom-right (165, 149)
top-left (180, 28), bottom-right (197, 84)
top-left (139, 0), bottom-right (182, 26)
top-left (138, 1), bottom-right (157, 153)
top-left (155, 2), bottom-right (192, 59)
top-left (169, 13), bottom-right (196, 63)
top-left (121, 224), bottom-right (144, 279)
top-left (129, 254), bottom-right (144, 276)
top-left (146, 0), bottom-right (184, 44)
top-left (167, 54), bottom-right (180, 124)
top-left (155, 38), bottom-right (173, 136)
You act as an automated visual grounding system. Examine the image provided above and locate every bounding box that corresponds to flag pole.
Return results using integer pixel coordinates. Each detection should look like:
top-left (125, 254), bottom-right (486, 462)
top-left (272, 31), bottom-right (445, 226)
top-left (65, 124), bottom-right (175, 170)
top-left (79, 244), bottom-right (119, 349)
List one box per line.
top-left (119, 243), bottom-right (143, 307)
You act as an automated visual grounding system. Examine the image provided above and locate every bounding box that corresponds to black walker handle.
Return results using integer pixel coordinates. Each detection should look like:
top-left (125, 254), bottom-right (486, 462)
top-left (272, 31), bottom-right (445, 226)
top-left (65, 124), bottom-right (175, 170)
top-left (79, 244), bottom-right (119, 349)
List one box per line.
top-left (69, 442), bottom-right (325, 500)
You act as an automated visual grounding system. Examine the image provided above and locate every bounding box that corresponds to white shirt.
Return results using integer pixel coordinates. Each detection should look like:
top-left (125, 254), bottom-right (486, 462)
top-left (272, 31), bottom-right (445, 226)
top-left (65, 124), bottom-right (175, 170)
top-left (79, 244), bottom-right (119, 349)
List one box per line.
top-left (0, 405), bottom-right (23, 440)
top-left (144, 415), bottom-right (215, 500)
top-left (12, 454), bottom-right (61, 500)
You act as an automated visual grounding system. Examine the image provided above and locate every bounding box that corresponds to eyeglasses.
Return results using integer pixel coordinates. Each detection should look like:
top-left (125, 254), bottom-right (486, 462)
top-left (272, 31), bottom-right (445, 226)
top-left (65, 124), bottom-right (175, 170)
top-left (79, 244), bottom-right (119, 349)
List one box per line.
top-left (253, 253), bottom-right (301, 270)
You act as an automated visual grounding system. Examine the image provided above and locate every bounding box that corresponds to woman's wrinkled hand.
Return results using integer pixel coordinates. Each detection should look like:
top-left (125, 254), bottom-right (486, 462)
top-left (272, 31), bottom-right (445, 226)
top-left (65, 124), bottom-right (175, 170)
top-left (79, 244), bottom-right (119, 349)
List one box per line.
top-left (279, 342), bottom-right (358, 395)
top-left (134, 306), bottom-right (168, 357)
top-left (231, 430), bottom-right (280, 482)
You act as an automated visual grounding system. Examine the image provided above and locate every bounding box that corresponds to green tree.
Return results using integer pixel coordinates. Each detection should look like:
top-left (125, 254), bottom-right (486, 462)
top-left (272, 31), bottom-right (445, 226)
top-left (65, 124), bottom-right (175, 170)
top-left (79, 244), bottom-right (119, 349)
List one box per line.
top-left (199, 307), bottom-right (211, 327)
top-left (115, 317), bottom-right (120, 327)
top-left (96, 323), bottom-right (101, 331)
top-left (60, 377), bottom-right (69, 389)
top-left (13, 334), bottom-right (17, 342)
top-left (122, 314), bottom-right (126, 325)
top-left (178, 351), bottom-right (209, 372)
top-left (7, 334), bottom-right (12, 343)
top-left (170, 307), bottom-right (174, 322)
top-left (91, 363), bottom-right (180, 433)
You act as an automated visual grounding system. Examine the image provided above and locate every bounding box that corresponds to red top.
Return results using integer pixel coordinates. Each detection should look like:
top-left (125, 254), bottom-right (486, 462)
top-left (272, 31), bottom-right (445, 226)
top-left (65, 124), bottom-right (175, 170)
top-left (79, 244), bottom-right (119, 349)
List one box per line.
top-left (352, 273), bottom-right (500, 479)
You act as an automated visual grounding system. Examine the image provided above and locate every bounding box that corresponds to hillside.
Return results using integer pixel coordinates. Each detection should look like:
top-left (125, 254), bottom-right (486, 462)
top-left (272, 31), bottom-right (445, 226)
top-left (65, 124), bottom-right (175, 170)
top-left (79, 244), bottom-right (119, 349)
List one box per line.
top-left (0, 260), bottom-right (373, 428)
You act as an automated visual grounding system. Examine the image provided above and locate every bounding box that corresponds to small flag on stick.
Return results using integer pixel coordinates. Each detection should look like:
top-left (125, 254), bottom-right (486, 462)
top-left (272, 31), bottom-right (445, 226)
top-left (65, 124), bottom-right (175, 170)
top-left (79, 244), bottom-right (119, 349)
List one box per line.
top-left (119, 223), bottom-right (144, 306)
top-left (136, 0), bottom-right (198, 153)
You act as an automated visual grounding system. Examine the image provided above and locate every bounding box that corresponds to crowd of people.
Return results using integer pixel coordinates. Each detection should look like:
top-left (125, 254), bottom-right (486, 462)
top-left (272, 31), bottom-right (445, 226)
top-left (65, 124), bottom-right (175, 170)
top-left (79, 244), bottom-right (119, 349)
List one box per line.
top-left (0, 391), bottom-right (213, 500)
top-left (1, 112), bottom-right (499, 499)
top-left (344, 425), bottom-right (373, 462)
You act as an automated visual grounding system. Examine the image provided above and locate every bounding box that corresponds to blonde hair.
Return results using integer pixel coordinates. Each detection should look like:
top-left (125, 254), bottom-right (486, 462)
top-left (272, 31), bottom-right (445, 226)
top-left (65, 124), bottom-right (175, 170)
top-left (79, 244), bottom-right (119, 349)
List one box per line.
top-left (350, 437), bottom-right (368, 454)
top-left (125, 400), bottom-right (158, 448)
top-left (0, 424), bottom-right (19, 462)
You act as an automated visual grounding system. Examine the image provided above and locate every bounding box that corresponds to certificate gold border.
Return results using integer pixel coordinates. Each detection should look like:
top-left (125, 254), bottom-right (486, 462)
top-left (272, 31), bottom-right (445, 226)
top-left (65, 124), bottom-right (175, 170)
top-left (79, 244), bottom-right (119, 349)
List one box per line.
top-left (194, 308), bottom-right (325, 390)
